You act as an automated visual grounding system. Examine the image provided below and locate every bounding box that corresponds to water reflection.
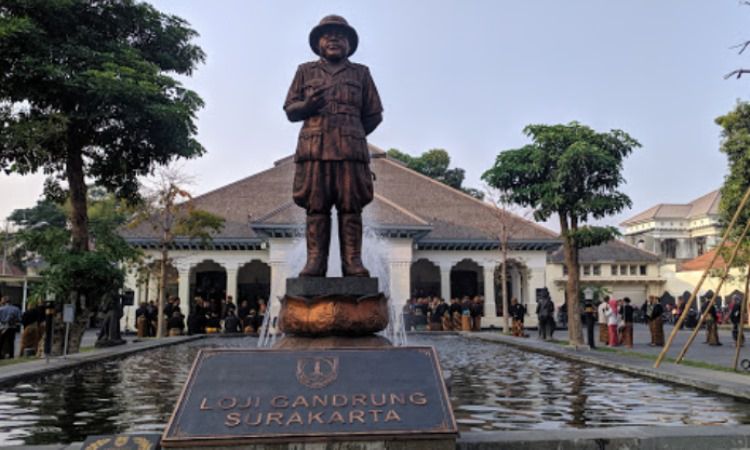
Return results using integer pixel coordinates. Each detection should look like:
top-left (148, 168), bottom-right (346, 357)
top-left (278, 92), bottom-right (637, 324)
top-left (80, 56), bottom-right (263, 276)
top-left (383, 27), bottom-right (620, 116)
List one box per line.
top-left (414, 335), bottom-right (750, 432)
top-left (0, 335), bottom-right (748, 445)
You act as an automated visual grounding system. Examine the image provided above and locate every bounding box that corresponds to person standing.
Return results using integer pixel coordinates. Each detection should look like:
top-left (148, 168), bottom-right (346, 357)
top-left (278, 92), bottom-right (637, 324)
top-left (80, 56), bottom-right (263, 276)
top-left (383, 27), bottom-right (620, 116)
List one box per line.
top-left (607, 298), bottom-right (619, 346)
top-left (510, 297), bottom-right (527, 337)
top-left (0, 297), bottom-right (21, 359)
top-left (703, 302), bottom-right (722, 346)
top-left (620, 297), bottom-right (634, 348)
top-left (597, 297), bottom-right (610, 345)
top-left (649, 296), bottom-right (665, 346)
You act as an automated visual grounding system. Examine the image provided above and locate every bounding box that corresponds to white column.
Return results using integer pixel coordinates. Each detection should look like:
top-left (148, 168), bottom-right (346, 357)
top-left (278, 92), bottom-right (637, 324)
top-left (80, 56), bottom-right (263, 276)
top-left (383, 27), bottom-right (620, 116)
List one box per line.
top-left (177, 266), bottom-right (191, 315)
top-left (440, 264), bottom-right (452, 301)
top-left (268, 260), bottom-right (287, 331)
top-left (483, 264), bottom-right (499, 327)
top-left (226, 264), bottom-right (239, 302)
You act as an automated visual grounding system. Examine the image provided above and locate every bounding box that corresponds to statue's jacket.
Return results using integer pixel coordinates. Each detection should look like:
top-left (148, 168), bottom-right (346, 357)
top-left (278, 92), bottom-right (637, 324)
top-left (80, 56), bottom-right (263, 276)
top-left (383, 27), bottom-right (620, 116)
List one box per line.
top-left (285, 60), bottom-right (383, 163)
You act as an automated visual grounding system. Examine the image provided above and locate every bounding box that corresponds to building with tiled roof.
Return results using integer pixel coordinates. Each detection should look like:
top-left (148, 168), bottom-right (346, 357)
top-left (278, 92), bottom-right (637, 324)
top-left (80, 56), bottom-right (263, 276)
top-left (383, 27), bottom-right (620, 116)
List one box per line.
top-left (620, 190), bottom-right (721, 261)
top-left (546, 240), bottom-right (665, 306)
top-left (122, 145), bottom-right (560, 329)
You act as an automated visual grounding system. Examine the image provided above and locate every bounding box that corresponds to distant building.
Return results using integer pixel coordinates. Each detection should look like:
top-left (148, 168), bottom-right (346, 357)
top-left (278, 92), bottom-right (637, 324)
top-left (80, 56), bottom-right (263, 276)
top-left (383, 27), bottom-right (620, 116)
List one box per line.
top-left (620, 190), bottom-right (721, 261)
top-left (546, 240), bottom-right (664, 307)
top-left (121, 146), bottom-right (560, 329)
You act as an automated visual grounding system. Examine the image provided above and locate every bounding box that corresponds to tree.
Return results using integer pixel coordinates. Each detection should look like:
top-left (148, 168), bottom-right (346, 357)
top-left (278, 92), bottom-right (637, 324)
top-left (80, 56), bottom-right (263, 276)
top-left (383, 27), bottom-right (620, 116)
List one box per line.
top-left (387, 148), bottom-right (484, 199)
top-left (482, 122), bottom-right (640, 347)
top-left (8, 199), bottom-right (67, 229)
top-left (131, 168), bottom-right (224, 338)
top-left (12, 191), bottom-right (139, 354)
top-left (716, 103), bottom-right (750, 329)
top-left (0, 1), bottom-right (206, 253)
top-left (485, 186), bottom-right (532, 334)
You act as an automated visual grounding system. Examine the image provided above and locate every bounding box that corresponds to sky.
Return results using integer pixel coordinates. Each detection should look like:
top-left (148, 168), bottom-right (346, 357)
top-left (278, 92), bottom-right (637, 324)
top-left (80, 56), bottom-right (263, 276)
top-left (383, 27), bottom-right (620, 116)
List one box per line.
top-left (2, 0), bottom-right (749, 231)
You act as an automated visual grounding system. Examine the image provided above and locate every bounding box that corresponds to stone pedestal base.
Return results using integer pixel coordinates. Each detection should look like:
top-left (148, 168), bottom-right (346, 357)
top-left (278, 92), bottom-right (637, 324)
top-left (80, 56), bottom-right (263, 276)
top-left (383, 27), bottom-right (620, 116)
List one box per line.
top-left (278, 277), bottom-right (388, 336)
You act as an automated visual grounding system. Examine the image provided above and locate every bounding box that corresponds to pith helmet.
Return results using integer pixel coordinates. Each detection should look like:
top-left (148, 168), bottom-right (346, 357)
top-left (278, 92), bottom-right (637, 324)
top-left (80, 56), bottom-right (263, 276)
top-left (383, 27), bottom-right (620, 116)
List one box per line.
top-left (309, 15), bottom-right (359, 57)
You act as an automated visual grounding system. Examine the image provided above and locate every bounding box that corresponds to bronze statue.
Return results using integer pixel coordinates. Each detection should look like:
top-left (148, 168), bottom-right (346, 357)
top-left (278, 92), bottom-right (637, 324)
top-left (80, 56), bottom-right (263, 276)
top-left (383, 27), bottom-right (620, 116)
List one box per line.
top-left (284, 15), bottom-right (383, 278)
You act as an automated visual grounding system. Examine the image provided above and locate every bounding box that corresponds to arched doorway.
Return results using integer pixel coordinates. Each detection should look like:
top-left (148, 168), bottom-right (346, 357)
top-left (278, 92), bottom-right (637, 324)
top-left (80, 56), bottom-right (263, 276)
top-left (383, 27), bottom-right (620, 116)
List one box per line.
top-left (191, 260), bottom-right (226, 315)
top-left (410, 259), bottom-right (440, 298)
top-left (494, 259), bottom-right (528, 317)
top-left (451, 259), bottom-right (483, 299)
top-left (237, 260), bottom-right (271, 311)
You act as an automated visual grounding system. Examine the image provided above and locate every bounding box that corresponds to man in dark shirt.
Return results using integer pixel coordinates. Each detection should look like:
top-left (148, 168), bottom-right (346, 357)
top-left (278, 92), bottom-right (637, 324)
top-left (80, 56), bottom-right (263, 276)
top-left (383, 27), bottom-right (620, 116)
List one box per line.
top-left (510, 298), bottom-right (527, 337)
top-left (620, 297), bottom-right (634, 348)
top-left (284, 15), bottom-right (383, 278)
top-left (0, 297), bottom-right (21, 358)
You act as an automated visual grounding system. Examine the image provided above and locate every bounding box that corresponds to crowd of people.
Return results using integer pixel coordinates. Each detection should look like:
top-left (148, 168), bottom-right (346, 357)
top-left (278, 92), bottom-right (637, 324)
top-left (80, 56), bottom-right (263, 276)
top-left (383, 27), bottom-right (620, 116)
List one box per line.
top-left (135, 295), bottom-right (267, 337)
top-left (402, 296), bottom-right (485, 332)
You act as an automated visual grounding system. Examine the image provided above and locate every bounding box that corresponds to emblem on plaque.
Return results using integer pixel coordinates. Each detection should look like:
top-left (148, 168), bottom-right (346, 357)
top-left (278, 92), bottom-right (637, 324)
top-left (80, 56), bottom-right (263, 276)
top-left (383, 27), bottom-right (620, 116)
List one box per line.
top-left (296, 356), bottom-right (339, 389)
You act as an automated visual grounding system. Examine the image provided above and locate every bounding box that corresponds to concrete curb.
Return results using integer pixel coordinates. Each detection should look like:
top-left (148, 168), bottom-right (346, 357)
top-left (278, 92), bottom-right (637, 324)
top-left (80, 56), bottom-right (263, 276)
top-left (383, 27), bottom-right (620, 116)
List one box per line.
top-left (458, 425), bottom-right (750, 449)
top-left (463, 332), bottom-right (750, 402)
top-left (0, 335), bottom-right (204, 387)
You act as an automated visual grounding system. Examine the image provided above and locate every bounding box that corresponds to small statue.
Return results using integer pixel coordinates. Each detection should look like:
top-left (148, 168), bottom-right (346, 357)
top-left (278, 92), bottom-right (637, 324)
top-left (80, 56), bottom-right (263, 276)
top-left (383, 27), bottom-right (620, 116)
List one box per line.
top-left (96, 293), bottom-right (125, 347)
top-left (284, 15), bottom-right (383, 277)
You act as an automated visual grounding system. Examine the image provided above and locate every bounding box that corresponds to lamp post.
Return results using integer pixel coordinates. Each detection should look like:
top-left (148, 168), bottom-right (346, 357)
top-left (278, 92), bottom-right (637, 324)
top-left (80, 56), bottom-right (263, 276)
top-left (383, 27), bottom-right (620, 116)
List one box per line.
top-left (584, 287), bottom-right (595, 349)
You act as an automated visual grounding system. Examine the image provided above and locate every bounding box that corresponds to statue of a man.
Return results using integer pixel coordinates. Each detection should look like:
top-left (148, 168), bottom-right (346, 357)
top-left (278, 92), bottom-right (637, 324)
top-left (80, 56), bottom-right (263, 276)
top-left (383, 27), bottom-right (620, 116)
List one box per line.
top-left (284, 15), bottom-right (383, 277)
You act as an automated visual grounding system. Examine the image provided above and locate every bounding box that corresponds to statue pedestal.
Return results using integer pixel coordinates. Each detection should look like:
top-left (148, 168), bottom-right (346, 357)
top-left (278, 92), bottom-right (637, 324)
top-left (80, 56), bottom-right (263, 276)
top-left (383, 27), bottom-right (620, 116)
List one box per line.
top-left (161, 277), bottom-right (457, 449)
top-left (160, 346), bottom-right (457, 449)
top-left (278, 278), bottom-right (389, 336)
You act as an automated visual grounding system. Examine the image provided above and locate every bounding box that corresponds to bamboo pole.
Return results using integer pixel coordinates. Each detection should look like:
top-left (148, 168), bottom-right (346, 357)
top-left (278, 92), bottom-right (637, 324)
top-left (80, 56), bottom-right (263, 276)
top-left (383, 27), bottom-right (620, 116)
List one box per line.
top-left (674, 219), bottom-right (750, 363)
top-left (654, 185), bottom-right (750, 368)
top-left (733, 264), bottom-right (750, 371)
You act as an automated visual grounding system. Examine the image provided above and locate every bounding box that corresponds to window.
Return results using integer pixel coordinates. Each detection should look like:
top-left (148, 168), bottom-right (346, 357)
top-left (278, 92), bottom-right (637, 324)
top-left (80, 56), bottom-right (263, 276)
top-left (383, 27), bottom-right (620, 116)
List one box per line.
top-left (661, 239), bottom-right (677, 259)
top-left (640, 265), bottom-right (647, 276)
top-left (562, 265), bottom-right (568, 275)
top-left (593, 265), bottom-right (601, 276)
top-left (620, 265), bottom-right (628, 276)
top-left (611, 265), bottom-right (618, 276)
top-left (583, 265), bottom-right (591, 276)
top-left (630, 265), bottom-right (637, 275)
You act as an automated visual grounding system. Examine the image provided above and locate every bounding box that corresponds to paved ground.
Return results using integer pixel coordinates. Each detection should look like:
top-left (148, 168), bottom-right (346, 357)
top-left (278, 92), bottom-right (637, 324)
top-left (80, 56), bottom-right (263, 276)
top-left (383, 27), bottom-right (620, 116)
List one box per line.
top-left (548, 321), bottom-right (749, 367)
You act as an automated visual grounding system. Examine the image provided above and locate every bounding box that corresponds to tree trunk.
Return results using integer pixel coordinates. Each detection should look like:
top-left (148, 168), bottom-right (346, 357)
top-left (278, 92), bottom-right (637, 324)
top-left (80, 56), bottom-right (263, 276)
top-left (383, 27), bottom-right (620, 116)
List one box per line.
top-left (561, 215), bottom-right (583, 347)
top-left (157, 246), bottom-right (168, 338)
top-left (501, 244), bottom-right (510, 334)
top-left (66, 148), bottom-right (89, 253)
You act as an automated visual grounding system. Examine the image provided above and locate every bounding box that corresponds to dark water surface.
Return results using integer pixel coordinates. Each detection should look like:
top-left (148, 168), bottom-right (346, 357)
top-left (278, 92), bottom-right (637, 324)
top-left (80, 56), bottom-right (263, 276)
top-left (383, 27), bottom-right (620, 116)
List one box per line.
top-left (0, 334), bottom-right (749, 445)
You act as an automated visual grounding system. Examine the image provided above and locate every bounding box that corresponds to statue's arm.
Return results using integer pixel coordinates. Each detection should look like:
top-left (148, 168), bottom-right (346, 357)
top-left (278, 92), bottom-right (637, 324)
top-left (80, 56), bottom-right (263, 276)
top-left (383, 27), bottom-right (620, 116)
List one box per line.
top-left (361, 67), bottom-right (383, 135)
top-left (284, 66), bottom-right (324, 122)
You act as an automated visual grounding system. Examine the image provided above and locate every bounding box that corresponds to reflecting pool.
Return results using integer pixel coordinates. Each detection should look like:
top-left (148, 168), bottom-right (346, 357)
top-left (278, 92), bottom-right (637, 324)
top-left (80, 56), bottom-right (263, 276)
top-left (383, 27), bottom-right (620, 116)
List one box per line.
top-left (0, 334), bottom-right (748, 445)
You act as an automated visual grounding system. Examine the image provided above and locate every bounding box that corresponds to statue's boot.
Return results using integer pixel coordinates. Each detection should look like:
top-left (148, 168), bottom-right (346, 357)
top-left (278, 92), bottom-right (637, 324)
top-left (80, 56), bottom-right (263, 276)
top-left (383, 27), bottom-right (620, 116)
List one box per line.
top-left (339, 213), bottom-right (370, 277)
top-left (299, 213), bottom-right (330, 277)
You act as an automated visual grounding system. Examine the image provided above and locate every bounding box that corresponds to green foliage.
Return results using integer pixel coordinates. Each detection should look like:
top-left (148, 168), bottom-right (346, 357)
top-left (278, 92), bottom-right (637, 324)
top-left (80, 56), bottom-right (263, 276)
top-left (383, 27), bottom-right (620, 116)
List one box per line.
top-left (15, 192), bottom-right (140, 309)
top-left (7, 199), bottom-right (66, 228)
top-left (482, 122), bottom-right (639, 225)
top-left (0, 0), bottom-right (206, 196)
top-left (717, 102), bottom-right (750, 228)
top-left (569, 226), bottom-right (621, 249)
top-left (482, 121), bottom-right (639, 345)
top-left (387, 148), bottom-right (484, 199)
top-left (175, 209), bottom-right (225, 245)
top-left (716, 102), bottom-right (750, 271)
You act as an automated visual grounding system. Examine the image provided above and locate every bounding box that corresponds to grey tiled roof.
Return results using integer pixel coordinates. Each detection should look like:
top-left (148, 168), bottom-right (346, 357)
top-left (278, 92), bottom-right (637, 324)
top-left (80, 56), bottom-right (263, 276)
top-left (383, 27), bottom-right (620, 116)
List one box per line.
top-left (123, 144), bottom-right (558, 244)
top-left (548, 239), bottom-right (660, 263)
